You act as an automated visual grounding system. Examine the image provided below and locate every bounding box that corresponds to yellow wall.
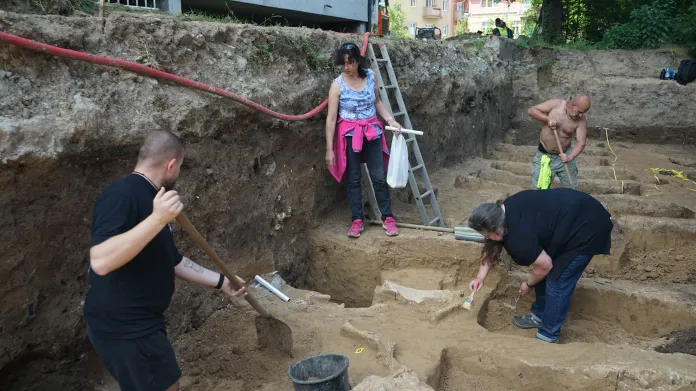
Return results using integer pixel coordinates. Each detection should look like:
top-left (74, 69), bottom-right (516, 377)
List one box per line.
top-left (393, 0), bottom-right (454, 38)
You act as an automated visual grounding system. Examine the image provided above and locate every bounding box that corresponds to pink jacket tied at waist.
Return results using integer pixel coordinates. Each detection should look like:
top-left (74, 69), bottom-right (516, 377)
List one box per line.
top-left (328, 115), bottom-right (390, 183)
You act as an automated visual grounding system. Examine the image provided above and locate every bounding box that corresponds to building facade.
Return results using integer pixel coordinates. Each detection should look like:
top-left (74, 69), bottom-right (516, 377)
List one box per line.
top-left (393, 0), bottom-right (454, 39)
top-left (466, 0), bottom-right (531, 35)
top-left (452, 0), bottom-right (469, 33)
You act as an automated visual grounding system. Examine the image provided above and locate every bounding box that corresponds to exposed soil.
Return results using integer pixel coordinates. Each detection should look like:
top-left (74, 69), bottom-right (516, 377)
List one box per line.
top-left (2, 7), bottom-right (696, 391)
top-left (657, 327), bottom-right (696, 356)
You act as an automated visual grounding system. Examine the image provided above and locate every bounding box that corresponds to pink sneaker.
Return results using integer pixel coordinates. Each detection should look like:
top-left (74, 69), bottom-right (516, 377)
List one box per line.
top-left (348, 219), bottom-right (364, 238)
top-left (383, 217), bottom-right (399, 236)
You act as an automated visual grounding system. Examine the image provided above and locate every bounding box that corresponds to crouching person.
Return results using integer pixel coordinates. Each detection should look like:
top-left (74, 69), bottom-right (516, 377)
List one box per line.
top-left (466, 188), bottom-right (613, 343)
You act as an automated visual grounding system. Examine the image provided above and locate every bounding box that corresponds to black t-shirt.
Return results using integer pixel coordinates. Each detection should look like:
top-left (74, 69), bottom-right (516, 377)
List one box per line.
top-left (84, 174), bottom-right (183, 339)
top-left (503, 188), bottom-right (613, 279)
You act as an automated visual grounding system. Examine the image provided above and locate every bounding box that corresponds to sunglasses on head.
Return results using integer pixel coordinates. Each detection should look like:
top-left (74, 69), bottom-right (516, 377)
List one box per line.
top-left (342, 43), bottom-right (355, 50)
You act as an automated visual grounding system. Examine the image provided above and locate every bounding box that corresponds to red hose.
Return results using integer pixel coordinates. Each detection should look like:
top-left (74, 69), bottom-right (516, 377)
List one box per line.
top-left (0, 31), bottom-right (370, 122)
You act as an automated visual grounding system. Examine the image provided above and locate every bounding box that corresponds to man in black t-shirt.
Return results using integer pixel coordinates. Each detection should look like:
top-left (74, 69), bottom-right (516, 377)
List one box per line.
top-left (466, 188), bottom-right (613, 343)
top-left (84, 130), bottom-right (247, 391)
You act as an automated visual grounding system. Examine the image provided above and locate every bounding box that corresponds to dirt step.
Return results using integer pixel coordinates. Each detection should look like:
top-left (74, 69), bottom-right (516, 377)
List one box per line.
top-left (489, 160), bottom-right (637, 181)
top-left (480, 273), bottom-right (696, 348)
top-left (452, 175), bottom-right (523, 193)
top-left (484, 150), bottom-right (612, 166)
top-left (476, 168), bottom-right (641, 195)
top-left (494, 143), bottom-right (612, 157)
top-left (595, 194), bottom-right (695, 219)
top-left (437, 341), bottom-right (696, 391)
top-left (619, 214), bottom-right (696, 249)
top-left (308, 226), bottom-right (481, 308)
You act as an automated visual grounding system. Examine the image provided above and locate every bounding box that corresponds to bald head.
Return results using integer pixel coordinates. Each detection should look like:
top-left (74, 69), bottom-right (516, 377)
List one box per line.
top-left (573, 95), bottom-right (591, 111)
top-left (567, 95), bottom-right (591, 119)
top-left (136, 130), bottom-right (183, 167)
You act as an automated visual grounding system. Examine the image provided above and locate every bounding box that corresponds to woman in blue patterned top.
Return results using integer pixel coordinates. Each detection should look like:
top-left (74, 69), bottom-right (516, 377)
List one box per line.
top-left (325, 42), bottom-right (403, 238)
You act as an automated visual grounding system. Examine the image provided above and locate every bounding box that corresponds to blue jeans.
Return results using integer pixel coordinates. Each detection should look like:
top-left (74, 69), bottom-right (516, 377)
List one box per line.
top-left (345, 136), bottom-right (393, 222)
top-left (530, 254), bottom-right (593, 343)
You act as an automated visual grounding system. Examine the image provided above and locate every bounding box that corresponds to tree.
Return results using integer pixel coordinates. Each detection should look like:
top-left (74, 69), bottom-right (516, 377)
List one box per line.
top-left (455, 19), bottom-right (469, 35)
top-left (388, 3), bottom-right (409, 38)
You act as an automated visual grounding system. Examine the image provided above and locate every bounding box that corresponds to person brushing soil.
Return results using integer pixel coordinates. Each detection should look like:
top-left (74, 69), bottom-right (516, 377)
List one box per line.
top-left (466, 188), bottom-right (613, 343)
top-left (84, 130), bottom-right (247, 391)
top-left (325, 42), bottom-right (403, 238)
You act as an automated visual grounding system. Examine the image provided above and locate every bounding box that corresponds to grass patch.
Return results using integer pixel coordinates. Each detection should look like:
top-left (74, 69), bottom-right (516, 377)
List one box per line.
top-left (300, 41), bottom-right (330, 72)
top-left (178, 11), bottom-right (240, 23)
top-left (253, 41), bottom-right (274, 66)
top-left (29, 0), bottom-right (98, 14)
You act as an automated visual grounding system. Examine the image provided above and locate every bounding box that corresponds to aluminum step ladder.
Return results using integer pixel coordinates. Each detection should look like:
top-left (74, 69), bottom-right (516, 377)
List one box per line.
top-left (361, 42), bottom-right (444, 227)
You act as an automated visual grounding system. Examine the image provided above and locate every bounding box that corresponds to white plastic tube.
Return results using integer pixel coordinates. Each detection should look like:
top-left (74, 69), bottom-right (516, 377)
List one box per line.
top-left (385, 126), bottom-right (424, 136)
top-left (254, 275), bottom-right (290, 302)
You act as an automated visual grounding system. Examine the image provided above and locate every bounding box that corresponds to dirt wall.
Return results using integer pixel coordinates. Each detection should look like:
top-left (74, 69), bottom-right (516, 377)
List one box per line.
top-left (511, 46), bottom-right (696, 145)
top-left (0, 11), bottom-right (515, 373)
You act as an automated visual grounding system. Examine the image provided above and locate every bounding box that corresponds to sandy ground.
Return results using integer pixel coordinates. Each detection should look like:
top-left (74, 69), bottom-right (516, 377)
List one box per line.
top-left (4, 139), bottom-right (696, 391)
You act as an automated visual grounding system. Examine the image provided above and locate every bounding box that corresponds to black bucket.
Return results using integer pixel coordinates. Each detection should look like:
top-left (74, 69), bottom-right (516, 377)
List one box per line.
top-left (288, 353), bottom-right (351, 391)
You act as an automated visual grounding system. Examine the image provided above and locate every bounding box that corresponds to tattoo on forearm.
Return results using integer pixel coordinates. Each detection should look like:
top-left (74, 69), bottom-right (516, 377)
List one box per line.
top-left (184, 259), bottom-right (204, 274)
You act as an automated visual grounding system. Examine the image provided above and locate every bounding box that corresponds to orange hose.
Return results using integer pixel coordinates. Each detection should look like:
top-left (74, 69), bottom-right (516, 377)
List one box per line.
top-left (0, 31), bottom-right (370, 122)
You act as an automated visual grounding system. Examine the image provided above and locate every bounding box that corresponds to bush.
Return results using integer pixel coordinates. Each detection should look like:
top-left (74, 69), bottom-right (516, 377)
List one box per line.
top-left (602, 23), bottom-right (643, 49)
top-left (673, 1), bottom-right (696, 54)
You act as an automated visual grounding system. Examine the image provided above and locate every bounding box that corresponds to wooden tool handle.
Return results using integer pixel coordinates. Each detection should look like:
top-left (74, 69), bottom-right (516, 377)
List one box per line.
top-left (551, 126), bottom-right (573, 183)
top-left (176, 213), bottom-right (272, 318)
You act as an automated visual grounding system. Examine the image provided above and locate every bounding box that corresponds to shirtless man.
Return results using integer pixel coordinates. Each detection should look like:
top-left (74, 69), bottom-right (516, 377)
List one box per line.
top-left (527, 96), bottom-right (591, 190)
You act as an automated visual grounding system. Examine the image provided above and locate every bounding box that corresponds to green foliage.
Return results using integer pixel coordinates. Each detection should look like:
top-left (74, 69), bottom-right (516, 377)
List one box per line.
top-left (602, 22), bottom-right (643, 50)
top-left (179, 11), bottom-right (240, 23)
top-left (524, 0), bottom-right (695, 52)
top-left (388, 3), bottom-right (410, 38)
top-left (455, 20), bottom-right (469, 36)
top-left (29, 0), bottom-right (98, 14)
top-left (673, 0), bottom-right (696, 54)
top-left (300, 41), bottom-right (330, 72)
top-left (74, 0), bottom-right (97, 14)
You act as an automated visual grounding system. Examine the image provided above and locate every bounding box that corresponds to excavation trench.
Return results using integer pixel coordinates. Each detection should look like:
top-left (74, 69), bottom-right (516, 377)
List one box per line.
top-left (304, 230), bottom-right (696, 390)
top-left (479, 272), bottom-right (696, 350)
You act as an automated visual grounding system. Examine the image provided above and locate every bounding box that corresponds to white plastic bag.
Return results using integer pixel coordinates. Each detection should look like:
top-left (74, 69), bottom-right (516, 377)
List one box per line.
top-left (387, 134), bottom-right (410, 189)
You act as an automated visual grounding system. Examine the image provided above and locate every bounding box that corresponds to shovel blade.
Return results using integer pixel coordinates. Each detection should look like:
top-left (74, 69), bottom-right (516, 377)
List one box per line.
top-left (255, 315), bottom-right (293, 356)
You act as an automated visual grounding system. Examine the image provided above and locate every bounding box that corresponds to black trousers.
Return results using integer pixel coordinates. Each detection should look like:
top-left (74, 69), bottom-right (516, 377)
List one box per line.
top-left (345, 135), bottom-right (393, 222)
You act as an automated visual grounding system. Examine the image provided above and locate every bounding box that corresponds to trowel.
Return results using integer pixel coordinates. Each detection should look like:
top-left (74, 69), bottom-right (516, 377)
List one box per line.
top-left (503, 292), bottom-right (522, 310)
top-left (503, 280), bottom-right (523, 310)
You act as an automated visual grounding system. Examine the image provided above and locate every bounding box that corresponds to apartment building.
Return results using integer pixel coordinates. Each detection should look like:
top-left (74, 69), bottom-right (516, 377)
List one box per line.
top-left (452, 0), bottom-right (469, 32)
top-left (393, 0), bottom-right (454, 38)
top-left (466, 0), bottom-right (531, 35)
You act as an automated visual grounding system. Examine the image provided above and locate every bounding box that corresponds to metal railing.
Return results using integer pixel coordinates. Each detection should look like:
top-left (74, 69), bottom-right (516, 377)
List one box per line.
top-left (423, 7), bottom-right (442, 18)
top-left (109, 0), bottom-right (158, 10)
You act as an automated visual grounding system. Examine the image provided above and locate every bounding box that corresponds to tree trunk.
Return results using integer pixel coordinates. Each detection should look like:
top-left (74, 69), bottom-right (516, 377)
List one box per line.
top-left (535, 0), bottom-right (564, 43)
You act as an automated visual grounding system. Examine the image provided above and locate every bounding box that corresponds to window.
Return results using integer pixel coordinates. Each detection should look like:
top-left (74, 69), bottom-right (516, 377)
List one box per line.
top-left (443, 0), bottom-right (448, 11)
top-left (442, 25), bottom-right (449, 36)
top-left (426, 0), bottom-right (435, 7)
top-left (411, 0), bottom-right (417, 7)
top-left (481, 0), bottom-right (494, 7)
top-left (410, 23), bottom-right (418, 35)
top-left (456, 2), bottom-right (464, 11)
top-left (512, 21), bottom-right (521, 35)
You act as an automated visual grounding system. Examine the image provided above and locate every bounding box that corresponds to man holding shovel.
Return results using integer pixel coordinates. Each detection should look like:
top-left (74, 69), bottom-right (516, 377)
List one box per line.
top-left (527, 96), bottom-right (591, 190)
top-left (84, 130), bottom-right (247, 391)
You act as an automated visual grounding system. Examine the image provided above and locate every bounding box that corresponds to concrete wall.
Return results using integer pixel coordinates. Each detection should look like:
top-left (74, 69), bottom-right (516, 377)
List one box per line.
top-left (182, 0), bottom-right (370, 22)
